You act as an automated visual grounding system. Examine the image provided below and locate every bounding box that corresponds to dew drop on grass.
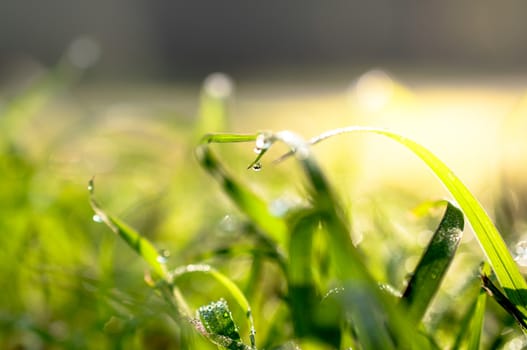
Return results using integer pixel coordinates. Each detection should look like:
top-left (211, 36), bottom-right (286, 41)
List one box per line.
top-left (251, 162), bottom-right (262, 171)
top-left (255, 133), bottom-right (272, 151)
top-left (157, 249), bottom-right (170, 264)
top-left (219, 215), bottom-right (236, 233)
top-left (92, 214), bottom-right (102, 223)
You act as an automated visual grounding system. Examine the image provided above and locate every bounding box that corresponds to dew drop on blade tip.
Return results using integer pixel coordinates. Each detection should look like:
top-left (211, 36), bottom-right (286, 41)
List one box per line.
top-left (251, 162), bottom-right (262, 171)
top-left (92, 214), bottom-right (102, 223)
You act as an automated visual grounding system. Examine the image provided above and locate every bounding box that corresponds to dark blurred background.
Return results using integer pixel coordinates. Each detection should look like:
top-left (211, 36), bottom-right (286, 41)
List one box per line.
top-left (2, 1), bottom-right (527, 79)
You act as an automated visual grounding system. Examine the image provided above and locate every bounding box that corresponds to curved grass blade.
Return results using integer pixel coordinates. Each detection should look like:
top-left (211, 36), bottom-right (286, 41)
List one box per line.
top-left (257, 131), bottom-right (431, 349)
top-left (88, 178), bottom-right (169, 281)
top-left (172, 264), bottom-right (256, 349)
top-left (279, 126), bottom-right (527, 317)
top-left (196, 134), bottom-right (288, 242)
top-left (402, 200), bottom-right (465, 323)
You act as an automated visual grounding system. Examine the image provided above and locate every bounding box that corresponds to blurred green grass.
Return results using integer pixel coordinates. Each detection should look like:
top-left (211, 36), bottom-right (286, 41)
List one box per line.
top-left (2, 61), bottom-right (527, 349)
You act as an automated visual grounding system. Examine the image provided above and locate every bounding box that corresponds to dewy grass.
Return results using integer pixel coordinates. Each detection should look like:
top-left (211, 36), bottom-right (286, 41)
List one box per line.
top-left (297, 126), bottom-right (527, 318)
top-left (195, 126), bottom-right (527, 347)
top-left (91, 122), bottom-right (527, 348)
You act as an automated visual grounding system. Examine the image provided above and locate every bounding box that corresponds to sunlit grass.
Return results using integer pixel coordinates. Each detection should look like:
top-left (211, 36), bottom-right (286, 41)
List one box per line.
top-left (2, 58), bottom-right (527, 349)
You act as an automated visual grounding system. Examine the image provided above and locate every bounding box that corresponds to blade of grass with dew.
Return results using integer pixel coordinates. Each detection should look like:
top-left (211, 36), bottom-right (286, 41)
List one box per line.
top-left (172, 264), bottom-right (256, 349)
top-left (89, 179), bottom-right (197, 348)
top-left (196, 134), bottom-right (287, 243)
top-left (289, 126), bottom-right (527, 318)
top-left (197, 299), bottom-right (251, 350)
top-left (402, 200), bottom-right (465, 323)
top-left (88, 178), bottom-right (169, 281)
top-left (258, 130), bottom-right (431, 349)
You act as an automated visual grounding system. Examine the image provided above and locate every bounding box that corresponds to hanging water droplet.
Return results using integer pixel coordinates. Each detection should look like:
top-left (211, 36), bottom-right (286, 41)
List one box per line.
top-left (251, 162), bottom-right (262, 171)
top-left (92, 214), bottom-right (102, 223)
top-left (88, 182), bottom-right (94, 192)
top-left (157, 249), bottom-right (170, 264)
top-left (253, 147), bottom-right (262, 154)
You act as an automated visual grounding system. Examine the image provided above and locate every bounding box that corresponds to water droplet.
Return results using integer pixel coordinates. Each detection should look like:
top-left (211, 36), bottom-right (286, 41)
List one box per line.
top-left (88, 183), bottom-right (94, 192)
top-left (253, 147), bottom-right (262, 154)
top-left (255, 133), bottom-right (272, 151)
top-left (219, 215), bottom-right (237, 233)
top-left (92, 214), bottom-right (102, 223)
top-left (157, 249), bottom-right (170, 264)
top-left (514, 240), bottom-right (527, 267)
top-left (251, 162), bottom-right (262, 171)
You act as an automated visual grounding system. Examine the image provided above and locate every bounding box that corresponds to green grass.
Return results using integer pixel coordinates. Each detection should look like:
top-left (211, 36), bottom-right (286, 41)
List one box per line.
top-left (2, 63), bottom-right (527, 349)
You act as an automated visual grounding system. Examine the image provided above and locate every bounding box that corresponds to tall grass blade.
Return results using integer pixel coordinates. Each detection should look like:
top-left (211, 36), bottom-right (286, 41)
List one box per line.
top-left (402, 200), bottom-right (464, 323)
top-left (287, 126), bottom-right (527, 317)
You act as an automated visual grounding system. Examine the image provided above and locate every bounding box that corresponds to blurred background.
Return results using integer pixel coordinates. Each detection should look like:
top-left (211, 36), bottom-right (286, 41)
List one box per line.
top-left (2, 1), bottom-right (527, 349)
top-left (3, 0), bottom-right (527, 76)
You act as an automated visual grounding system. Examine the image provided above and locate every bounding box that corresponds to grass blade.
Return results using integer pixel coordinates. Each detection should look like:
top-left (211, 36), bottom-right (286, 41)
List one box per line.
top-left (402, 200), bottom-right (465, 323)
top-left (290, 126), bottom-right (527, 317)
top-left (88, 178), bottom-right (169, 281)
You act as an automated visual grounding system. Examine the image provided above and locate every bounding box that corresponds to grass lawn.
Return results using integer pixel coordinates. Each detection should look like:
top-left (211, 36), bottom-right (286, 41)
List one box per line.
top-left (2, 65), bottom-right (527, 349)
